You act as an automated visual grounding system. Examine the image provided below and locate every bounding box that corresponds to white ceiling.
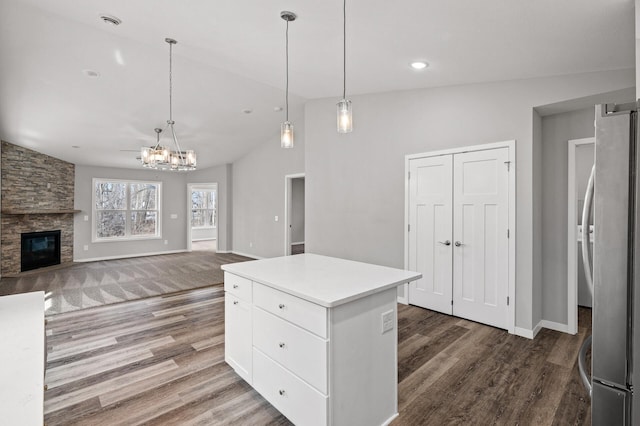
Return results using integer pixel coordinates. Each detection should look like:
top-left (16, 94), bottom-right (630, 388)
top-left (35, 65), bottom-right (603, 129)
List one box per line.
top-left (0, 0), bottom-right (634, 169)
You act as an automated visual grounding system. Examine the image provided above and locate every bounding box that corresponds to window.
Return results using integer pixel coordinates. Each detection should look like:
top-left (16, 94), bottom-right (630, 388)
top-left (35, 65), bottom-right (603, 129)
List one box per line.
top-left (93, 179), bottom-right (161, 241)
top-left (191, 189), bottom-right (216, 228)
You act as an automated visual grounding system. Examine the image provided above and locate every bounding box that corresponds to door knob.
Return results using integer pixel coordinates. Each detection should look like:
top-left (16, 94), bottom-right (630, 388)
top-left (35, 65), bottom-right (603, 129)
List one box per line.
top-left (455, 241), bottom-right (463, 247)
top-left (438, 240), bottom-right (451, 246)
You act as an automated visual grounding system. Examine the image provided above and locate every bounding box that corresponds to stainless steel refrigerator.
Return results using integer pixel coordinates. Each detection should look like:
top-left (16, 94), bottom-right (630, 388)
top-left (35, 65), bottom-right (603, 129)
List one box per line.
top-left (579, 102), bottom-right (640, 425)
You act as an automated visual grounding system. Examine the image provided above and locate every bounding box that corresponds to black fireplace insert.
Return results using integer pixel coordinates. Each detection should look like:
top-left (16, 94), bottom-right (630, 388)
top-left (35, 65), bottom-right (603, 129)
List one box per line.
top-left (21, 230), bottom-right (61, 272)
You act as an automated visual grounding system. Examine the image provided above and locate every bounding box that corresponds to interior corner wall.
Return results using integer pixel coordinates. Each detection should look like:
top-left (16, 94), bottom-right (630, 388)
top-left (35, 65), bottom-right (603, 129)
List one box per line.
top-left (303, 69), bottom-right (634, 331)
top-left (74, 165), bottom-right (188, 261)
top-left (540, 107), bottom-right (596, 325)
top-left (188, 164), bottom-right (232, 251)
top-left (532, 109), bottom-right (543, 328)
top-left (232, 121), bottom-right (305, 258)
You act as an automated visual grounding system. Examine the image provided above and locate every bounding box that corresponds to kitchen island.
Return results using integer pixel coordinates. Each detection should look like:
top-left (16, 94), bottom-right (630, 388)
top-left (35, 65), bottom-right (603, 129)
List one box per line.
top-left (222, 253), bottom-right (421, 426)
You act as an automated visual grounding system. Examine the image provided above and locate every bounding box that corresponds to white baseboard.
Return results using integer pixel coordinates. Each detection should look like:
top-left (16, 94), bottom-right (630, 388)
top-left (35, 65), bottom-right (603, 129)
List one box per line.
top-left (514, 324), bottom-right (542, 340)
top-left (74, 249), bottom-right (187, 263)
top-left (539, 319), bottom-right (570, 334)
top-left (215, 250), bottom-right (232, 254)
top-left (231, 251), bottom-right (264, 260)
top-left (291, 241), bottom-right (305, 245)
top-left (191, 237), bottom-right (217, 242)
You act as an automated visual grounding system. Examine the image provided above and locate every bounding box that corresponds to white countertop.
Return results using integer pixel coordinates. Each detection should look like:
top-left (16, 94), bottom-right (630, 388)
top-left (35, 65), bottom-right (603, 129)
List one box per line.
top-left (222, 253), bottom-right (421, 307)
top-left (0, 291), bottom-right (45, 425)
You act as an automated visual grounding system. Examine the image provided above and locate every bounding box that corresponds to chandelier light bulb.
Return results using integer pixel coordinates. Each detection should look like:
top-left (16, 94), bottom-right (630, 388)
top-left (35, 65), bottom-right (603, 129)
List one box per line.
top-left (337, 99), bottom-right (353, 133)
top-left (281, 121), bottom-right (294, 149)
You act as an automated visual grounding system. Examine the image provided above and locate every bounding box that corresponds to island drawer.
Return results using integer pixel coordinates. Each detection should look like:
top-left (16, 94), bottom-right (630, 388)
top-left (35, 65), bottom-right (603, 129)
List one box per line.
top-left (253, 282), bottom-right (327, 339)
top-left (224, 272), bottom-right (252, 301)
top-left (253, 306), bottom-right (328, 394)
top-left (253, 347), bottom-right (328, 426)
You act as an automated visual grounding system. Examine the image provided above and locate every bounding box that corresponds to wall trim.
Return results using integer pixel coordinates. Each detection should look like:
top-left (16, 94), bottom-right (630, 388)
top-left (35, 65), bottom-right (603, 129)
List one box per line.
top-left (291, 241), bottom-right (305, 245)
top-left (231, 251), bottom-right (263, 260)
top-left (191, 237), bottom-right (217, 242)
top-left (74, 249), bottom-right (187, 263)
top-left (514, 324), bottom-right (542, 340)
top-left (539, 319), bottom-right (571, 334)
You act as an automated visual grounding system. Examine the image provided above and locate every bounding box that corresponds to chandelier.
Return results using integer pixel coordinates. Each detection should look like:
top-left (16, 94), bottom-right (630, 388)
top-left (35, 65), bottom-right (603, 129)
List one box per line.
top-left (141, 38), bottom-right (196, 171)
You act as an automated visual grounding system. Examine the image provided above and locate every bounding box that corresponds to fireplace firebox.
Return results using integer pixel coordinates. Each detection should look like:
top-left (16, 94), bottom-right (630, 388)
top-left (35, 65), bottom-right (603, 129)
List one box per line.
top-left (21, 230), bottom-right (61, 272)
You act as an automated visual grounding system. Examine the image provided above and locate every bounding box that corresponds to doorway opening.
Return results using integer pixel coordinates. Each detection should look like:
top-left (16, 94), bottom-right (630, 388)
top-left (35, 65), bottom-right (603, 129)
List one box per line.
top-left (567, 137), bottom-right (594, 335)
top-left (187, 183), bottom-right (218, 252)
top-left (284, 173), bottom-right (305, 255)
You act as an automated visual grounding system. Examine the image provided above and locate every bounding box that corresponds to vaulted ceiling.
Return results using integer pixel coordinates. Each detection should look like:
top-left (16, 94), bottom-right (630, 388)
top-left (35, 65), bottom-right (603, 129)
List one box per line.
top-left (0, 0), bottom-right (634, 169)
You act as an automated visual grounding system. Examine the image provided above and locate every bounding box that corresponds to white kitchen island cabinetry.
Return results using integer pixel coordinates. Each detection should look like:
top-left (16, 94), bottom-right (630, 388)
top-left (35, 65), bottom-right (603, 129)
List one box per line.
top-left (222, 254), bottom-right (421, 426)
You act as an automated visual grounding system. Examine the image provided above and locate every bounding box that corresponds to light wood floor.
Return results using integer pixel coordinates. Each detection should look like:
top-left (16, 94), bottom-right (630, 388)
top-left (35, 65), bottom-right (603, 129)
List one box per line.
top-left (44, 287), bottom-right (591, 425)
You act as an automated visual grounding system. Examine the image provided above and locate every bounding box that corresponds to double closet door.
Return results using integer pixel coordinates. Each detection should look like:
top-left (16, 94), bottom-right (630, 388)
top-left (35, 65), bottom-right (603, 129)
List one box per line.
top-left (408, 147), bottom-right (510, 329)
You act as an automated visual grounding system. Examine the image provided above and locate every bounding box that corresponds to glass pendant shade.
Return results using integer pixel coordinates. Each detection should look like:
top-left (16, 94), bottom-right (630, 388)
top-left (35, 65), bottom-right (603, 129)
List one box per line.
top-left (281, 121), bottom-right (294, 148)
top-left (337, 99), bottom-right (353, 133)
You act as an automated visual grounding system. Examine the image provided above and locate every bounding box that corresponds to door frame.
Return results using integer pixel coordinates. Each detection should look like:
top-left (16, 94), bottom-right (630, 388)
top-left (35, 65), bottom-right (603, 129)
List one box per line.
top-left (403, 140), bottom-right (516, 335)
top-left (567, 137), bottom-right (595, 335)
top-left (284, 173), bottom-right (305, 255)
top-left (186, 182), bottom-right (218, 252)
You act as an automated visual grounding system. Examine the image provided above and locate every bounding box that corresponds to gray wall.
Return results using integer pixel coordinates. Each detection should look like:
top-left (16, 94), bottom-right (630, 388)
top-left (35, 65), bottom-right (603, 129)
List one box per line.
top-left (188, 164), bottom-right (232, 251)
top-left (291, 178), bottom-right (305, 243)
top-left (232, 122), bottom-right (305, 258)
top-left (74, 165), bottom-right (188, 260)
top-left (303, 69), bottom-right (633, 330)
top-left (540, 108), bottom-right (595, 324)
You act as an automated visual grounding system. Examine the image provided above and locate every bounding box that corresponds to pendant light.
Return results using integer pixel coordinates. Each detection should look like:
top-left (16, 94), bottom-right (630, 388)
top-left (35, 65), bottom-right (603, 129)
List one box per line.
top-left (337, 0), bottom-right (353, 133)
top-left (280, 11), bottom-right (296, 149)
top-left (141, 38), bottom-right (196, 171)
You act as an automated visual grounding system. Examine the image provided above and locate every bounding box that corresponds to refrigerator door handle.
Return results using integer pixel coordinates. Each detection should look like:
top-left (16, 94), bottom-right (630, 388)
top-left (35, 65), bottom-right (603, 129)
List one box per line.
top-left (581, 165), bottom-right (595, 298)
top-left (578, 334), bottom-right (593, 398)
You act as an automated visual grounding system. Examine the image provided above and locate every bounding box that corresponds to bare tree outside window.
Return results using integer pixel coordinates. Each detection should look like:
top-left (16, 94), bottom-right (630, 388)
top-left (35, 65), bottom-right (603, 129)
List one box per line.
top-left (94, 179), bottom-right (161, 240)
top-left (191, 189), bottom-right (216, 228)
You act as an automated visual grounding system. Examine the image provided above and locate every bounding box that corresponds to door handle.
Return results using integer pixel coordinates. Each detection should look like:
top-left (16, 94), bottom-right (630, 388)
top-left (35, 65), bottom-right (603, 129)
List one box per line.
top-left (455, 241), bottom-right (463, 247)
top-left (438, 240), bottom-right (451, 246)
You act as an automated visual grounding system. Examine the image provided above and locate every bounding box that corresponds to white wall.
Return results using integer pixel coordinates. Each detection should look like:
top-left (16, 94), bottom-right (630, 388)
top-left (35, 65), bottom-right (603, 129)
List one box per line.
top-left (74, 165), bottom-right (188, 260)
top-left (304, 69), bottom-right (634, 330)
top-left (532, 109), bottom-right (543, 328)
top-left (232, 122), bottom-right (305, 258)
top-left (291, 178), bottom-right (305, 243)
top-left (540, 108), bottom-right (596, 324)
top-left (188, 165), bottom-right (231, 251)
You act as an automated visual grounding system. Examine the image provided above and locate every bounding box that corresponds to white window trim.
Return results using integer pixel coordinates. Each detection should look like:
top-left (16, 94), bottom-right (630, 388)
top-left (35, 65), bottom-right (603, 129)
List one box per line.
top-left (92, 177), bottom-right (163, 243)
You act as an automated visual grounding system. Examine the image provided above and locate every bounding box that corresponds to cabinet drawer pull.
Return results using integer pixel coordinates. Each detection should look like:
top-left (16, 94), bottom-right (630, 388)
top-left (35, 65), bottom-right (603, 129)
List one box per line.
top-left (279, 389), bottom-right (286, 396)
top-left (278, 303), bottom-right (285, 310)
top-left (278, 342), bottom-right (286, 348)
top-left (233, 300), bottom-right (239, 305)
top-left (233, 284), bottom-right (239, 289)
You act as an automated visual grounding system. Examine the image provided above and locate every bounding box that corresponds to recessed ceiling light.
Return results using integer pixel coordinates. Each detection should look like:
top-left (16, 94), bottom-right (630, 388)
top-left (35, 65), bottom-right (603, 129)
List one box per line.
top-left (82, 69), bottom-right (100, 78)
top-left (274, 106), bottom-right (283, 112)
top-left (99, 14), bottom-right (122, 26)
top-left (410, 61), bottom-right (429, 70)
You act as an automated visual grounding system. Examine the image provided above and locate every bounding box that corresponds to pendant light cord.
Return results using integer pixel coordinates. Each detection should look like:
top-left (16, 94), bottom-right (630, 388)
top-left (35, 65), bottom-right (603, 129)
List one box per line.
top-left (285, 19), bottom-right (290, 122)
top-left (169, 41), bottom-right (173, 123)
top-left (343, 0), bottom-right (346, 100)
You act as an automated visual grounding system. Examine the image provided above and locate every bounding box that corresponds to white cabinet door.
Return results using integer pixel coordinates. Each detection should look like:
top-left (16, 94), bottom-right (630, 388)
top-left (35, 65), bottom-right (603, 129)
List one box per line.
top-left (408, 155), bottom-right (453, 314)
top-left (452, 148), bottom-right (509, 329)
top-left (224, 295), bottom-right (252, 384)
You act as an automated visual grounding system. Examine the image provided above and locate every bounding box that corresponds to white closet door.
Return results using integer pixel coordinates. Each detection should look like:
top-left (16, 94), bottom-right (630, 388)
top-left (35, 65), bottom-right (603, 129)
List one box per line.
top-left (452, 148), bottom-right (509, 329)
top-left (408, 155), bottom-right (453, 314)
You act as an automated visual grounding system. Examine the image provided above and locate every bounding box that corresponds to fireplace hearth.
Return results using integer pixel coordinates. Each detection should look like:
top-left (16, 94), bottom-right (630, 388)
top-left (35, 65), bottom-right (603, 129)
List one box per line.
top-left (21, 230), bottom-right (61, 272)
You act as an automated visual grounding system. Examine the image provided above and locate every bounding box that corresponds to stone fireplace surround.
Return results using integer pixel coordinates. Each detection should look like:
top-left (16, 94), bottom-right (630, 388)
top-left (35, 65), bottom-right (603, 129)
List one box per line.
top-left (1, 141), bottom-right (76, 276)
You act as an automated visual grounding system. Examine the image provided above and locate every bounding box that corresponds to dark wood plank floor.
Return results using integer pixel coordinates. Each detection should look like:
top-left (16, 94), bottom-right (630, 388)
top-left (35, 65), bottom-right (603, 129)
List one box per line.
top-left (44, 287), bottom-right (592, 425)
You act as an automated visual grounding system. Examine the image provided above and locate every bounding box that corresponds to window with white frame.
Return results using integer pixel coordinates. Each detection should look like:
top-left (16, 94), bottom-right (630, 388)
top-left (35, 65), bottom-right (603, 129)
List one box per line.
top-left (93, 179), bottom-right (161, 241)
top-left (191, 189), bottom-right (216, 228)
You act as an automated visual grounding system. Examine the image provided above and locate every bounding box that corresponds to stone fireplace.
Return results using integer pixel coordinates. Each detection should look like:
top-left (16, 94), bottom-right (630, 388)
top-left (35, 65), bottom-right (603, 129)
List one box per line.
top-left (1, 141), bottom-right (76, 276)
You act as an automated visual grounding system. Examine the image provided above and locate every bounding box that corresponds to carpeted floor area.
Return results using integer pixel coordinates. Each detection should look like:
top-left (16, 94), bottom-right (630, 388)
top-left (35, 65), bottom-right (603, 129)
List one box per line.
top-left (0, 250), bottom-right (252, 316)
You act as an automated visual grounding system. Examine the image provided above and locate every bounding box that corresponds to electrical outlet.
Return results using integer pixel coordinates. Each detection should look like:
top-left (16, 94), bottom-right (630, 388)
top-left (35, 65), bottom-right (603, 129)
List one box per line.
top-left (170, 213), bottom-right (178, 219)
top-left (381, 310), bottom-right (394, 334)
top-left (83, 245), bottom-right (88, 251)
top-left (84, 215), bottom-right (89, 221)
top-left (275, 216), bottom-right (279, 222)
top-left (164, 240), bottom-right (168, 245)
top-left (249, 242), bottom-right (253, 248)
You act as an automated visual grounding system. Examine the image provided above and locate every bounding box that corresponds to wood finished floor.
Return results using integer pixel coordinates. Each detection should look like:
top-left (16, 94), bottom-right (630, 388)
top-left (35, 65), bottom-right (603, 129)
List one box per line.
top-left (44, 287), bottom-right (592, 425)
